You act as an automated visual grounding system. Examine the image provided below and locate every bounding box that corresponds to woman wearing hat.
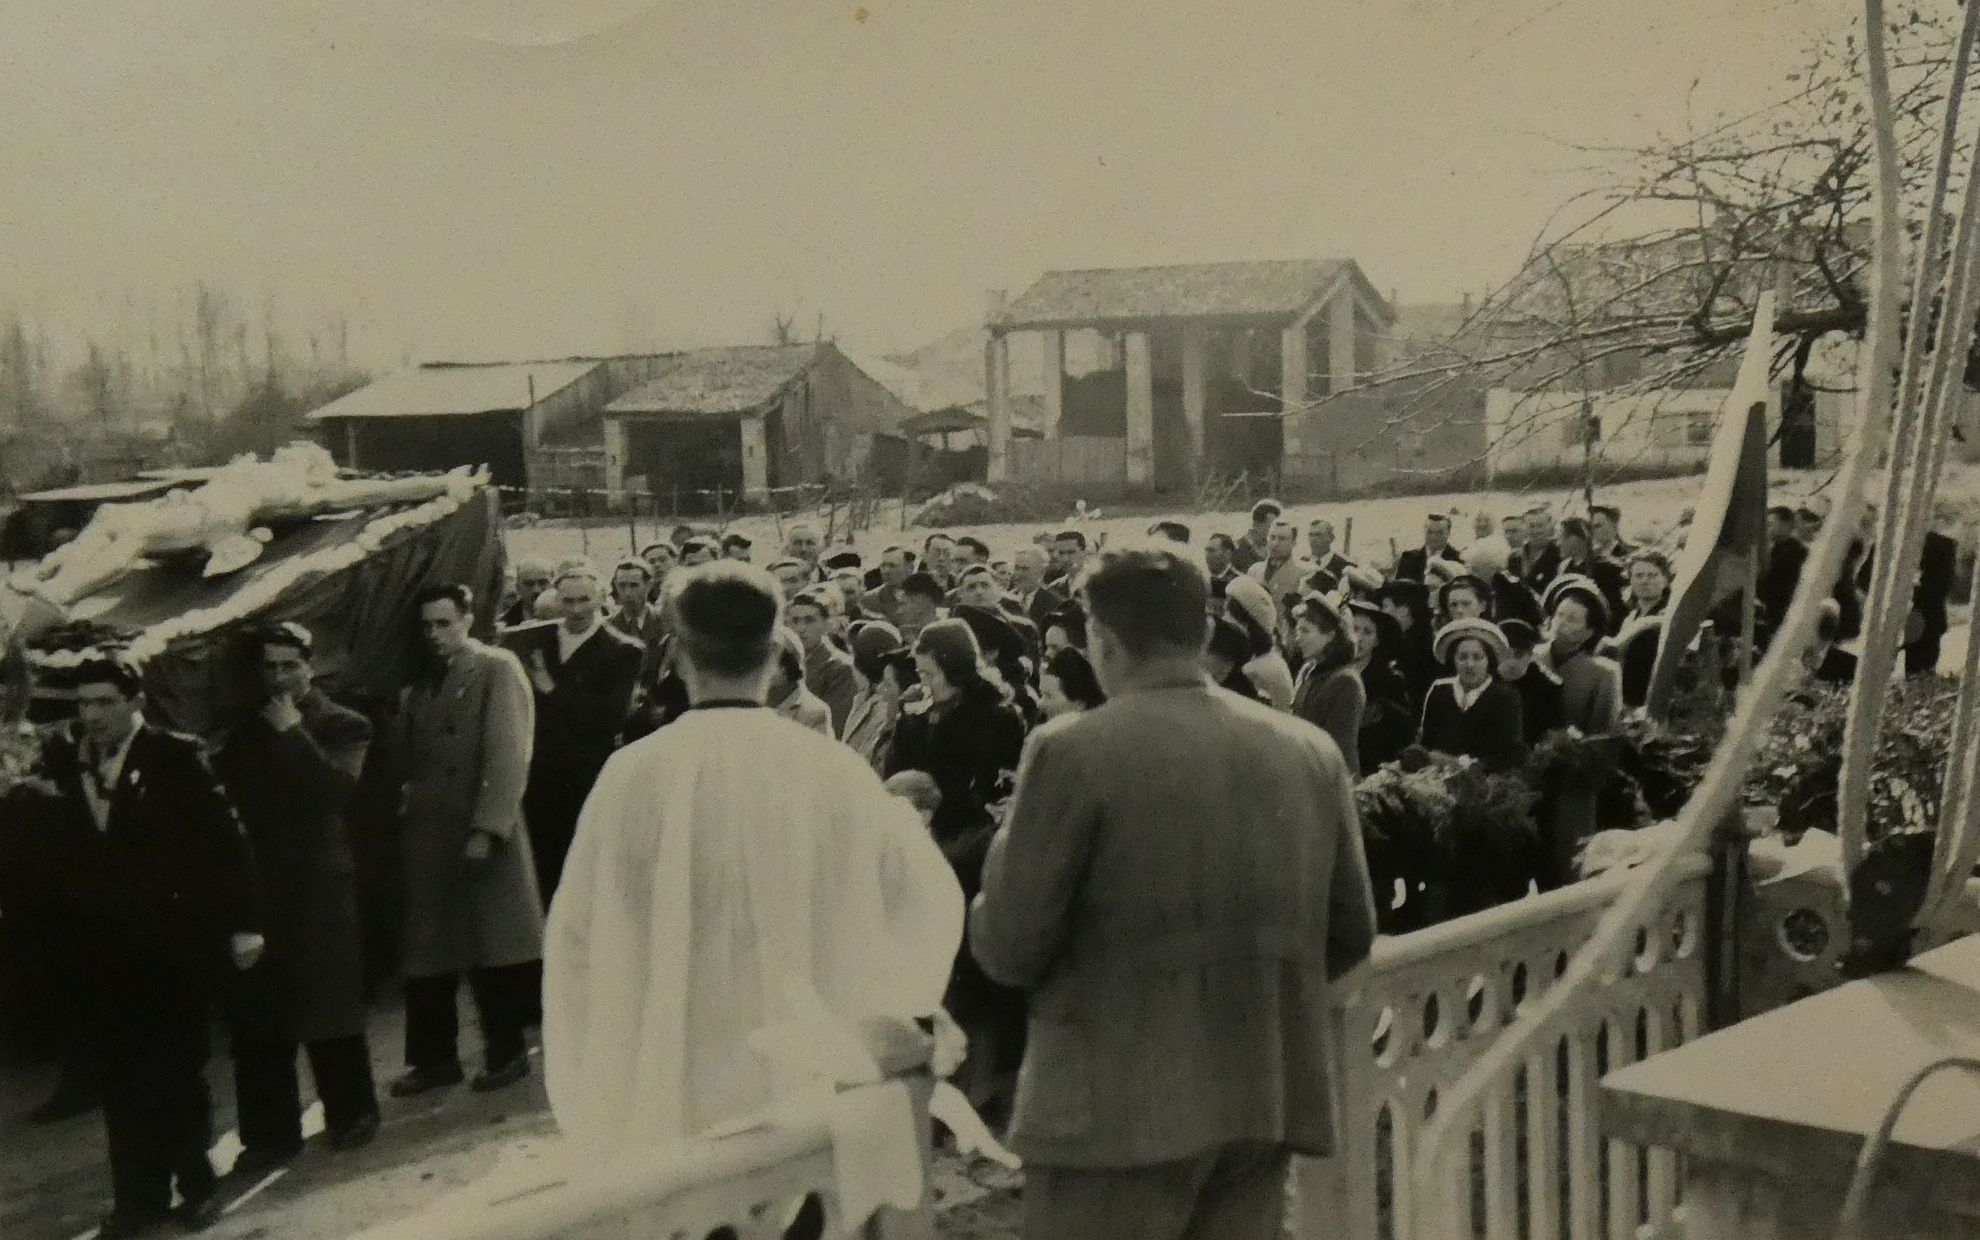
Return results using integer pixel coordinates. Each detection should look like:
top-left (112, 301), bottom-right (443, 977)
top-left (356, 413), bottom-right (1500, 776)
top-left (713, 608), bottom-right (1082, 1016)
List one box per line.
top-left (1223, 574), bottom-right (1295, 710)
top-left (1540, 576), bottom-right (1622, 735)
top-left (1290, 590), bottom-right (1366, 776)
top-left (1376, 578), bottom-right (1439, 713)
top-left (1347, 598), bottom-right (1413, 772)
top-left (1201, 613), bottom-right (1270, 703)
top-left (842, 621), bottom-right (910, 771)
top-left (1419, 619), bottom-right (1527, 772)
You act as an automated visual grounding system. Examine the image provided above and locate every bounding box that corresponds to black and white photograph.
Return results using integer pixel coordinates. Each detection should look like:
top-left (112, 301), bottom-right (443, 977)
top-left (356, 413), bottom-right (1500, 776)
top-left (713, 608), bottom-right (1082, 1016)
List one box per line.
top-left (6, 2), bottom-right (1980, 1238)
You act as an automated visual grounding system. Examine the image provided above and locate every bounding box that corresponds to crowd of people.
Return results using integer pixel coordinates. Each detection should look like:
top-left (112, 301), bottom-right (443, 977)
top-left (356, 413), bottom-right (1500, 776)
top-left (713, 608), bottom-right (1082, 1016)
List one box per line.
top-left (0, 486), bottom-right (1962, 1240)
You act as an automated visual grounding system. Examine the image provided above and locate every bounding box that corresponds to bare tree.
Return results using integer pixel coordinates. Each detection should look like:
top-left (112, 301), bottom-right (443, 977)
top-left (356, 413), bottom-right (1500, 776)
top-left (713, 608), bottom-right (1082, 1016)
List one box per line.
top-left (1337, 5), bottom-right (1978, 490)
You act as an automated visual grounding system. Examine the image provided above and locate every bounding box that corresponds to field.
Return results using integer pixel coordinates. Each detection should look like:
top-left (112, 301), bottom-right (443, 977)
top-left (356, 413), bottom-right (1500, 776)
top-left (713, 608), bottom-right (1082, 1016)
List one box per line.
top-left (506, 461), bottom-right (1980, 578)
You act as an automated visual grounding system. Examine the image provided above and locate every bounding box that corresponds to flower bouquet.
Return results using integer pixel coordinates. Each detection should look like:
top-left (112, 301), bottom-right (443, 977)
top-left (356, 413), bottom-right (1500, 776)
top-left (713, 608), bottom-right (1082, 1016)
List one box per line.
top-left (0, 719), bottom-right (54, 800)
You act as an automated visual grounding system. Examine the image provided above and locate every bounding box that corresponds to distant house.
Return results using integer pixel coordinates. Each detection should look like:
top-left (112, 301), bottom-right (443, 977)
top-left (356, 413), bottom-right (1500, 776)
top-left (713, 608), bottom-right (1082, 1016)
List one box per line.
top-left (985, 258), bottom-right (1396, 490)
top-left (601, 343), bottom-right (913, 510)
top-left (306, 360), bottom-right (615, 493)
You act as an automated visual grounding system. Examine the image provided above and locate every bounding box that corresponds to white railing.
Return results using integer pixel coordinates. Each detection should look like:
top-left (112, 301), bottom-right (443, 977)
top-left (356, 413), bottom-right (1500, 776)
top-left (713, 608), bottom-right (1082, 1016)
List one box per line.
top-left (1295, 854), bottom-right (1713, 1240)
top-left (346, 1078), bottom-right (934, 1240)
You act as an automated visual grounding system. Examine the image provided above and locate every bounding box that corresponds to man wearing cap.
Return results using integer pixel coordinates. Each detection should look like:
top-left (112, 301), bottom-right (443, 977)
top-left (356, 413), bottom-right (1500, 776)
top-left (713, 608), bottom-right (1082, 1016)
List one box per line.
top-left (1395, 513), bottom-right (1464, 583)
top-left (638, 541), bottom-right (678, 604)
top-left (766, 558), bottom-right (812, 602)
top-left (719, 532), bottom-right (754, 562)
top-left (217, 623), bottom-right (381, 1174)
top-left (971, 543), bottom-right (1377, 1240)
top-left (542, 561), bottom-right (962, 1155)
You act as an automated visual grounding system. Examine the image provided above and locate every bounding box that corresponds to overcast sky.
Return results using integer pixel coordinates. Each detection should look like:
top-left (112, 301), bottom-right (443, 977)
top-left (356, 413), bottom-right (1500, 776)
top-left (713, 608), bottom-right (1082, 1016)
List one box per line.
top-left (1, 0), bottom-right (1855, 369)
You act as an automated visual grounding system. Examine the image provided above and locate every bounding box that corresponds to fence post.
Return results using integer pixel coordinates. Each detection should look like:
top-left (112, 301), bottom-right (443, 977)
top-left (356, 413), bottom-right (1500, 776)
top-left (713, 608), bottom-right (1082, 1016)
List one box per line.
top-left (1705, 802), bottom-right (1752, 1029)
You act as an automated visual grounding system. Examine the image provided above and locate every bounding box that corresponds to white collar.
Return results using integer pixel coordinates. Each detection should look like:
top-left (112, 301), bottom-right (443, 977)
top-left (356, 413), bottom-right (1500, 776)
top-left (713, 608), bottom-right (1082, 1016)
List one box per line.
top-left (1445, 676), bottom-right (1491, 710)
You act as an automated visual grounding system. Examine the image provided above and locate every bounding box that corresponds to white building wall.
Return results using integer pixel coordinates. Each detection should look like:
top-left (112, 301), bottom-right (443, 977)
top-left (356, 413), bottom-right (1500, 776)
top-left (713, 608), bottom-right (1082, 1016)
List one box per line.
top-left (1485, 384), bottom-right (1783, 480)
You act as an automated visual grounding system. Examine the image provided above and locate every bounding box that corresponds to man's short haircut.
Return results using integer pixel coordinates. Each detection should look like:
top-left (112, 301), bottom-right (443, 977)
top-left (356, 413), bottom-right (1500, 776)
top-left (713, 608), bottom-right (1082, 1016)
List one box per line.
top-left (415, 583), bottom-right (475, 615)
top-left (900, 572), bottom-right (947, 603)
top-left (73, 652), bottom-right (145, 698)
top-left (957, 564), bottom-right (997, 585)
top-left (1054, 530), bottom-right (1088, 550)
top-left (1250, 499), bottom-right (1283, 524)
top-left (956, 536), bottom-right (990, 559)
top-left (611, 557), bottom-right (652, 584)
top-left (766, 557), bottom-right (807, 576)
top-left (681, 536), bottom-right (720, 558)
top-left (665, 563), bottom-right (782, 678)
top-left (1559, 517), bottom-right (1591, 544)
top-left (1082, 543), bottom-right (1210, 657)
top-left (1525, 505), bottom-right (1550, 518)
top-left (1768, 505), bottom-right (1796, 521)
top-left (923, 533), bottom-right (954, 551)
top-left (880, 545), bottom-right (910, 562)
top-left (639, 541), bottom-right (677, 560)
top-left (256, 620), bottom-right (314, 658)
top-left (1592, 504), bottom-right (1622, 524)
top-left (721, 532), bottom-right (753, 551)
top-left (1147, 520), bottom-right (1192, 545)
top-left (1206, 532), bottom-right (1236, 552)
top-left (1426, 512), bottom-right (1450, 526)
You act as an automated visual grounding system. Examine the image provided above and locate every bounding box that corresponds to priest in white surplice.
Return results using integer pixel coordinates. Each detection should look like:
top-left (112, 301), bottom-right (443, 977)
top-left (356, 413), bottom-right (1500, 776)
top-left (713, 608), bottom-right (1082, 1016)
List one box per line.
top-left (542, 560), bottom-right (965, 1155)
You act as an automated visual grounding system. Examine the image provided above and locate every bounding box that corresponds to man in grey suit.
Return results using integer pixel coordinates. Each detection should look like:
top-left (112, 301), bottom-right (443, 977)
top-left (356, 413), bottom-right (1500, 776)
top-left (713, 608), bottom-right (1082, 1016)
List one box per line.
top-left (971, 544), bottom-right (1378, 1240)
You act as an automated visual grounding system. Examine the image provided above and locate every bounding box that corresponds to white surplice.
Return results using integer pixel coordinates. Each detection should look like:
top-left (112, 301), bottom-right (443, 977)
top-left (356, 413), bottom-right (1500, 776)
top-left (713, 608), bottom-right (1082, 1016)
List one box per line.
top-left (542, 705), bottom-right (963, 1156)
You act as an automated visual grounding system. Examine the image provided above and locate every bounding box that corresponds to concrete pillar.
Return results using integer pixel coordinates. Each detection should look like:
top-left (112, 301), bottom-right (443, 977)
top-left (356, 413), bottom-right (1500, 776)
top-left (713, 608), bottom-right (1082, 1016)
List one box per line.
top-left (1181, 325), bottom-right (1208, 486)
top-left (343, 421), bottom-right (359, 470)
top-left (1281, 324), bottom-right (1308, 459)
top-left (738, 412), bottom-right (769, 503)
top-left (603, 418), bottom-right (628, 497)
top-left (1125, 330), bottom-right (1154, 486)
top-left (1040, 330), bottom-right (1065, 438)
top-left (1330, 290), bottom-right (1357, 395)
top-left (986, 332), bottom-right (1012, 482)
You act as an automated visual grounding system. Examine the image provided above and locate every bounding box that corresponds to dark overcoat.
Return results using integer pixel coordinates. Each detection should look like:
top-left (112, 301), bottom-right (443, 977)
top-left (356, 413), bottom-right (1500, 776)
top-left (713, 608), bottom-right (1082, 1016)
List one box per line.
top-left (215, 692), bottom-right (372, 1044)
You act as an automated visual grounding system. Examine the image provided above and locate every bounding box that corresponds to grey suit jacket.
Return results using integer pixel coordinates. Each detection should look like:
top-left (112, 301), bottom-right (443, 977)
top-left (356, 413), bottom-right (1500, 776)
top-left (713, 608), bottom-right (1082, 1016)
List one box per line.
top-left (970, 660), bottom-right (1378, 1169)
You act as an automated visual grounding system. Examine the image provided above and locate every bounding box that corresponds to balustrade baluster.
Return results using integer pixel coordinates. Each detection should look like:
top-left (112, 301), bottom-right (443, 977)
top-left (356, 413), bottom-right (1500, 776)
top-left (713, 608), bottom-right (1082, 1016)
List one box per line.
top-left (1565, 1024), bottom-right (1602, 1239)
top-left (1604, 1015), bottom-right (1642, 1240)
top-left (1483, 1070), bottom-right (1519, 1240)
top-left (1524, 1041), bottom-right (1562, 1240)
top-left (1641, 1006), bottom-right (1679, 1227)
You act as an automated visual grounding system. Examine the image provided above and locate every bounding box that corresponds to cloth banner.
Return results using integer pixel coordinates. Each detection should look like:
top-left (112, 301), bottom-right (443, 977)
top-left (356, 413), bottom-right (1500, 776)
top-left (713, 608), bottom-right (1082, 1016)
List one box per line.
top-left (1645, 294), bottom-right (1776, 717)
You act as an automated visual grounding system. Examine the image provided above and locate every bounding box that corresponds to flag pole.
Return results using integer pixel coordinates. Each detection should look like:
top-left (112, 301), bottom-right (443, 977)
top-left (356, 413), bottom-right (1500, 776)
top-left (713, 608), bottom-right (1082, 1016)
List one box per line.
top-left (1740, 550), bottom-right (1759, 684)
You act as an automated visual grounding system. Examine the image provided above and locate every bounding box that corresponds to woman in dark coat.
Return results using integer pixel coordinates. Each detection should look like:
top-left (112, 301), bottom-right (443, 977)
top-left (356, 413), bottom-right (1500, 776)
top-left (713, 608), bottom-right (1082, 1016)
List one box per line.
top-left (1377, 579), bottom-right (1440, 714)
top-left (1609, 550), bottom-right (1673, 707)
top-left (1418, 619), bottom-right (1527, 772)
top-left (1347, 599), bottom-right (1414, 773)
top-left (882, 618), bottom-right (1027, 1118)
top-left (1290, 591), bottom-right (1367, 777)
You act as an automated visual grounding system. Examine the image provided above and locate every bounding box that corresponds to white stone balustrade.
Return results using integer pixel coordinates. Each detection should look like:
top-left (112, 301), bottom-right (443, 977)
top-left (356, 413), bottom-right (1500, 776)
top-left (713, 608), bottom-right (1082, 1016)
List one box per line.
top-left (1295, 854), bottom-right (1713, 1240)
top-left (345, 1077), bottom-right (934, 1240)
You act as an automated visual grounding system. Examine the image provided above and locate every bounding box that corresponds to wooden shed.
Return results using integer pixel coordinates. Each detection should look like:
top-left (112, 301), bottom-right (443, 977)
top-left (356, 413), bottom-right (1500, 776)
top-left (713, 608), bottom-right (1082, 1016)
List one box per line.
top-left (601, 343), bottom-right (912, 510)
